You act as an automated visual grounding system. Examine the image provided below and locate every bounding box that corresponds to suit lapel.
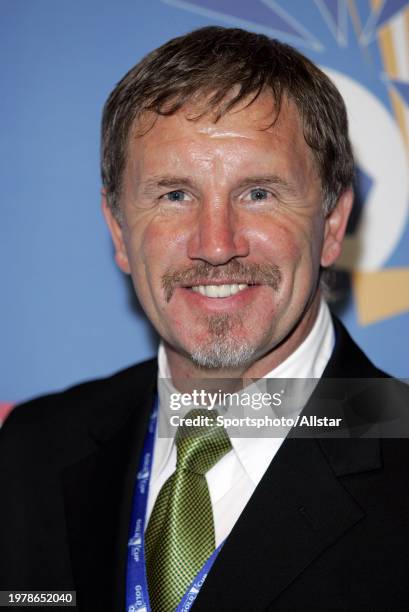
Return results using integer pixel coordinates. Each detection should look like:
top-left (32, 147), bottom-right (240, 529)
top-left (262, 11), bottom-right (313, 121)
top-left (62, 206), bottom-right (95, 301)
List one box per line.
top-left (193, 437), bottom-right (367, 611)
top-left (61, 363), bottom-right (156, 611)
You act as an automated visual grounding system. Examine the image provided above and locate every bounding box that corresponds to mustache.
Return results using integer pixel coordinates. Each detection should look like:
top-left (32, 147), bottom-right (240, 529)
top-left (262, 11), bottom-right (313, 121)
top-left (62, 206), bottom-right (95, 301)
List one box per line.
top-left (161, 260), bottom-right (282, 303)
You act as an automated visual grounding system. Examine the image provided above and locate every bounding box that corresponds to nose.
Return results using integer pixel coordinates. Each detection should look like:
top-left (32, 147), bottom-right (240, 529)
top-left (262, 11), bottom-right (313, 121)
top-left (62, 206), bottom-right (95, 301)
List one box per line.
top-left (187, 199), bottom-right (249, 265)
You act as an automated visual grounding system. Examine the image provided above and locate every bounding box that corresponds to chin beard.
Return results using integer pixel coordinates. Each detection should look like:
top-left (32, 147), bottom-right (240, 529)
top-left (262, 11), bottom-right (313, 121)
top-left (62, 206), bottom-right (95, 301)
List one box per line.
top-left (188, 313), bottom-right (257, 370)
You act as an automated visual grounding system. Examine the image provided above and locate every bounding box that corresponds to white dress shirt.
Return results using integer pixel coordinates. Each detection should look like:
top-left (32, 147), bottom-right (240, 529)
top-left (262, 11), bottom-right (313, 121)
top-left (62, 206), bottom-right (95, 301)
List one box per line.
top-left (145, 299), bottom-right (335, 546)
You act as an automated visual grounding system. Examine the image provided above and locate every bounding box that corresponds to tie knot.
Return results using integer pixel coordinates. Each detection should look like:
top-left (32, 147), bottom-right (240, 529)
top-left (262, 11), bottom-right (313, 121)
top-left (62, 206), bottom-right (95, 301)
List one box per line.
top-left (175, 409), bottom-right (232, 474)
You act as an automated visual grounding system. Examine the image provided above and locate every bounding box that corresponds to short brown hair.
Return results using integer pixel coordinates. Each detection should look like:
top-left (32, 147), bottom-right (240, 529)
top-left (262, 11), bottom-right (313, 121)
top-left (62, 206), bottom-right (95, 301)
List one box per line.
top-left (101, 26), bottom-right (354, 219)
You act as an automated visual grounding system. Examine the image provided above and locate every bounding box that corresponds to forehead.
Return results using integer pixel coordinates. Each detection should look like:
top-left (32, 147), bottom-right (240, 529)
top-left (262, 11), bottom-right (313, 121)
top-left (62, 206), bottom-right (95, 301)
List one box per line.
top-left (126, 93), bottom-right (316, 180)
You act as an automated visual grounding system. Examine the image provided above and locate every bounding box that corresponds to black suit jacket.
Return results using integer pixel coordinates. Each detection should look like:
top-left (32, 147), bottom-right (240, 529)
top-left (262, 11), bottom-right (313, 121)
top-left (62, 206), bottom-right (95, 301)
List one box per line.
top-left (1, 318), bottom-right (408, 611)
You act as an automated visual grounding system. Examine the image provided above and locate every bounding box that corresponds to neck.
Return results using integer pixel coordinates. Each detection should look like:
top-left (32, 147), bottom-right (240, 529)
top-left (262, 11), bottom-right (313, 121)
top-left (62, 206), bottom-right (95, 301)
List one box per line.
top-left (165, 291), bottom-right (322, 394)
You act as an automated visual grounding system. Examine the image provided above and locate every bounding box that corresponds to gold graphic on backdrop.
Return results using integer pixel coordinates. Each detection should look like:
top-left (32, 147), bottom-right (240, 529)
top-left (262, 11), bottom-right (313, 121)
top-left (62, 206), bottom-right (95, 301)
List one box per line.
top-left (353, 268), bottom-right (409, 324)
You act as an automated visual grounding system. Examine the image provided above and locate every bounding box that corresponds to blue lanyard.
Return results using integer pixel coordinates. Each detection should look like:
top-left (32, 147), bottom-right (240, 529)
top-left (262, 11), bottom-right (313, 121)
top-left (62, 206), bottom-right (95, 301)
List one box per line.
top-left (126, 397), bottom-right (224, 612)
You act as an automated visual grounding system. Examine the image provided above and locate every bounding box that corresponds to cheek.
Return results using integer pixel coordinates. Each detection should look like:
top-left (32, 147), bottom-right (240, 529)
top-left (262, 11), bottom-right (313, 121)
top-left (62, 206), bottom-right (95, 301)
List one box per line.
top-left (142, 220), bottom-right (188, 263)
top-left (251, 219), bottom-right (305, 265)
top-left (132, 220), bottom-right (189, 295)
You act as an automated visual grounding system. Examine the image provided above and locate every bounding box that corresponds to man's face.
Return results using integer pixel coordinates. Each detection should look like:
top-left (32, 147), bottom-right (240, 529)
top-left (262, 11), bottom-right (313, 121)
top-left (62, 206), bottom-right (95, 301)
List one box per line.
top-left (104, 94), bottom-right (351, 370)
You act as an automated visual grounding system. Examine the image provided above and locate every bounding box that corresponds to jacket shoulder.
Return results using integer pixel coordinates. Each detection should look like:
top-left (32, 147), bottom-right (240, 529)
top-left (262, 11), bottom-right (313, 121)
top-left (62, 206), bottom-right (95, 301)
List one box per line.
top-left (1, 358), bottom-right (157, 434)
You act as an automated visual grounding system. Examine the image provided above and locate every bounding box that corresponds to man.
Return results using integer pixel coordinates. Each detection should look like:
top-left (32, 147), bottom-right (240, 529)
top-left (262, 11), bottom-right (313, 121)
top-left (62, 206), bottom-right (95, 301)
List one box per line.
top-left (1, 26), bottom-right (408, 612)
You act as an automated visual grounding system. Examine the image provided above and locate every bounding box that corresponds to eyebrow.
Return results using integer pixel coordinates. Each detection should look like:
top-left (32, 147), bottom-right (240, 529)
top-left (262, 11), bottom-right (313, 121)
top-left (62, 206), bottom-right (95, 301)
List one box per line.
top-left (140, 176), bottom-right (197, 196)
top-left (234, 175), bottom-right (298, 196)
top-left (140, 174), bottom-right (297, 196)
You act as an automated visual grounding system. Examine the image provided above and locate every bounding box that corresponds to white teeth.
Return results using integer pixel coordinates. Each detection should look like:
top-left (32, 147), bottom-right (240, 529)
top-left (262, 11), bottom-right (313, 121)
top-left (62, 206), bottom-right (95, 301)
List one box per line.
top-left (191, 284), bottom-right (249, 298)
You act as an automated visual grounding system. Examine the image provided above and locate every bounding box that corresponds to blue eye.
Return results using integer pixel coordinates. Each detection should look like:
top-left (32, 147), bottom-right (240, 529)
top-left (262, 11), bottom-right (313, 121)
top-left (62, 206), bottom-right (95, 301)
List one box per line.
top-left (250, 188), bottom-right (269, 201)
top-left (165, 190), bottom-right (186, 201)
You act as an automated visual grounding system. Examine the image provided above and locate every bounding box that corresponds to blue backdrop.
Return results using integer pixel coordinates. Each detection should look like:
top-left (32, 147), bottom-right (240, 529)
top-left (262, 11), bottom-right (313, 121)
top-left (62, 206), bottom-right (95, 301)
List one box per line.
top-left (2, 0), bottom-right (409, 403)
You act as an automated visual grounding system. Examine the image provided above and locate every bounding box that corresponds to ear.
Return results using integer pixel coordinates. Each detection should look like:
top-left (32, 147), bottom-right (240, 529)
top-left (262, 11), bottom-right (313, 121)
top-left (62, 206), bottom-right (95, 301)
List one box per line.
top-left (101, 191), bottom-right (131, 274)
top-left (320, 187), bottom-right (354, 268)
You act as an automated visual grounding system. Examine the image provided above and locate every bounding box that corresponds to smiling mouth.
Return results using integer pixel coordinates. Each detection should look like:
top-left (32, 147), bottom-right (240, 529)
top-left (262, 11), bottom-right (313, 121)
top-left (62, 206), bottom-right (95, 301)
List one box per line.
top-left (189, 283), bottom-right (255, 298)
top-left (162, 261), bottom-right (281, 303)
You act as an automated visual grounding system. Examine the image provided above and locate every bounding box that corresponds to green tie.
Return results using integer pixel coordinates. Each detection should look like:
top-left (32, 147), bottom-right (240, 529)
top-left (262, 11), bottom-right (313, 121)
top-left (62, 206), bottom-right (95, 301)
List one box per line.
top-left (145, 408), bottom-right (232, 612)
